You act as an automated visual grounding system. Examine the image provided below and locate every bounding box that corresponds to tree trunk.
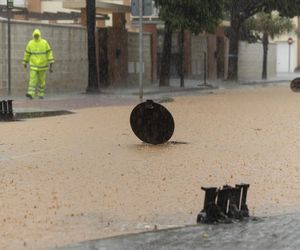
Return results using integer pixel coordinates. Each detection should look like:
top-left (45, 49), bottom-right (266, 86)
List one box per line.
top-left (159, 22), bottom-right (173, 87)
top-left (227, 15), bottom-right (241, 81)
top-left (178, 26), bottom-right (185, 87)
top-left (86, 0), bottom-right (99, 93)
top-left (262, 32), bottom-right (269, 80)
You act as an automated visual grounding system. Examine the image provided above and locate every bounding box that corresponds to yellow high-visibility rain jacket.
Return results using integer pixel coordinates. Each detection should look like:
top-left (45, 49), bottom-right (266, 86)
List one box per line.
top-left (23, 29), bottom-right (54, 71)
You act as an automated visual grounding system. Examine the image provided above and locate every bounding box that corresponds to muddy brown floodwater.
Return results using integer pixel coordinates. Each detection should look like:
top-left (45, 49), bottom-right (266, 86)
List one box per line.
top-left (1, 85), bottom-right (300, 249)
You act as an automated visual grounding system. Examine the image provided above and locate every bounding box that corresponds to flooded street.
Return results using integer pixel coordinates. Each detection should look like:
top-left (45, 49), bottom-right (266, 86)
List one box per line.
top-left (1, 84), bottom-right (300, 249)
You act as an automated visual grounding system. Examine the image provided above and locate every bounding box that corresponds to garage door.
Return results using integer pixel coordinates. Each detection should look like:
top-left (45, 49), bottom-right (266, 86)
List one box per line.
top-left (277, 42), bottom-right (296, 73)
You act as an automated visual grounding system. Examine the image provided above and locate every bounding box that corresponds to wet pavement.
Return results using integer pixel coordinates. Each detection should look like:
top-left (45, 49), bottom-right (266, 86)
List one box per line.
top-left (0, 73), bottom-right (299, 116)
top-left (1, 93), bottom-right (137, 119)
top-left (58, 213), bottom-right (300, 250)
top-left (12, 94), bottom-right (137, 111)
top-left (2, 84), bottom-right (215, 119)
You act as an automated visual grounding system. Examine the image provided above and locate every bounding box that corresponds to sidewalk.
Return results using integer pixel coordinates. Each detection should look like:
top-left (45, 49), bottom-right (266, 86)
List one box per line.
top-left (101, 72), bottom-right (300, 96)
top-left (58, 213), bottom-right (300, 250)
top-left (0, 73), bottom-right (298, 118)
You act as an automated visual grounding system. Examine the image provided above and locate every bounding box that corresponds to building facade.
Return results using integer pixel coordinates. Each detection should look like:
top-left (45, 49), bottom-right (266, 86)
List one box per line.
top-left (272, 16), bottom-right (299, 73)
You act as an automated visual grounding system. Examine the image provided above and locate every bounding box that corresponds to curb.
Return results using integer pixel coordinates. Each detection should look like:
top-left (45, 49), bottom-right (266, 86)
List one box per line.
top-left (15, 109), bottom-right (74, 119)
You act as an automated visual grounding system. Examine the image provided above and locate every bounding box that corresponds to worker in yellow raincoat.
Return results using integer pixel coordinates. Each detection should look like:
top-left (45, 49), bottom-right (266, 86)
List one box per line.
top-left (23, 29), bottom-right (54, 99)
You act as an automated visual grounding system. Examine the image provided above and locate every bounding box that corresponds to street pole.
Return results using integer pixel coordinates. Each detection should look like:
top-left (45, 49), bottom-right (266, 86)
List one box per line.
top-left (288, 37), bottom-right (293, 73)
top-left (7, 0), bottom-right (13, 96)
top-left (138, 0), bottom-right (143, 102)
top-left (288, 44), bottom-right (291, 73)
top-left (204, 52), bottom-right (207, 85)
top-left (86, 0), bottom-right (99, 93)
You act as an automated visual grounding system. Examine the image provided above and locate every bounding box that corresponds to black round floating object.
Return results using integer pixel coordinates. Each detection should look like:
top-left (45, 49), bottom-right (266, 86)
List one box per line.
top-left (130, 100), bottom-right (175, 145)
top-left (290, 78), bottom-right (300, 92)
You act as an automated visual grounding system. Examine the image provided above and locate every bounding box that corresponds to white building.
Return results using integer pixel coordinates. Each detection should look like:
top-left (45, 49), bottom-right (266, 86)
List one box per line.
top-left (272, 17), bottom-right (299, 73)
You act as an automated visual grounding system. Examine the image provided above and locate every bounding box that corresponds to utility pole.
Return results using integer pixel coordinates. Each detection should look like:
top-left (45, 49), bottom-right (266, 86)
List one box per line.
top-left (7, 0), bottom-right (13, 96)
top-left (86, 0), bottom-right (99, 93)
top-left (131, 0), bottom-right (152, 102)
top-left (138, 0), bottom-right (143, 102)
top-left (288, 37), bottom-right (294, 73)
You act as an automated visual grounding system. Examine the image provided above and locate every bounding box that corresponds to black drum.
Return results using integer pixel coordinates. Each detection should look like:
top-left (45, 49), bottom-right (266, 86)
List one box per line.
top-left (130, 100), bottom-right (175, 145)
top-left (290, 78), bottom-right (300, 92)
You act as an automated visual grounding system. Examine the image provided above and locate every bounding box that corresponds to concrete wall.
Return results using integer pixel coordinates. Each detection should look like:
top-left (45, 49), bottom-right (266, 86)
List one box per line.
top-left (272, 16), bottom-right (298, 71)
top-left (269, 43), bottom-right (278, 76)
top-left (207, 34), bottom-right (217, 80)
top-left (127, 32), bottom-right (151, 85)
top-left (0, 20), bottom-right (87, 96)
top-left (144, 24), bottom-right (158, 81)
top-left (298, 17), bottom-right (300, 70)
top-left (276, 42), bottom-right (297, 73)
top-left (191, 34), bottom-right (207, 80)
top-left (238, 41), bottom-right (277, 81)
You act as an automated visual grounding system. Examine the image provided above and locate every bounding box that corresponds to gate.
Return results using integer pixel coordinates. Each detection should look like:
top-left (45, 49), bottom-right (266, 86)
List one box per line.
top-left (98, 27), bottom-right (128, 86)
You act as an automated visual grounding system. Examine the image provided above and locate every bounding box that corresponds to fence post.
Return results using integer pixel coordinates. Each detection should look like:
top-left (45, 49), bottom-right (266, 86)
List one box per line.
top-left (203, 51), bottom-right (207, 85)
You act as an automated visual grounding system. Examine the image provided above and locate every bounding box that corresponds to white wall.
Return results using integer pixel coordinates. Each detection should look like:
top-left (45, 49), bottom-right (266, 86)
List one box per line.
top-left (191, 35), bottom-right (207, 79)
top-left (277, 42), bottom-right (297, 73)
top-left (41, 0), bottom-right (74, 13)
top-left (272, 16), bottom-right (298, 73)
top-left (103, 0), bottom-right (124, 3)
top-left (238, 41), bottom-right (277, 81)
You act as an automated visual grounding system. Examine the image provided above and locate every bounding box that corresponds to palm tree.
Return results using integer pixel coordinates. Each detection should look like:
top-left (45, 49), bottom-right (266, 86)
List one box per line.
top-left (246, 12), bottom-right (294, 79)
